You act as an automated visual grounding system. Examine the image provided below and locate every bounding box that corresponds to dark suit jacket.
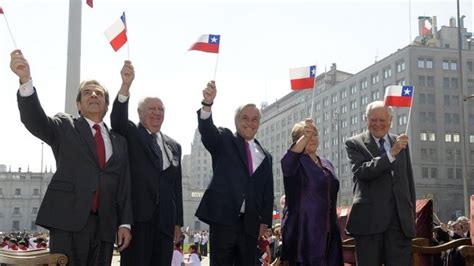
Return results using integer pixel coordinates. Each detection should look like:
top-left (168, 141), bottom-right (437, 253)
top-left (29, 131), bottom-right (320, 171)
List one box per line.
top-left (195, 110), bottom-right (274, 238)
top-left (345, 131), bottom-right (416, 238)
top-left (111, 97), bottom-right (183, 236)
top-left (17, 90), bottom-right (133, 243)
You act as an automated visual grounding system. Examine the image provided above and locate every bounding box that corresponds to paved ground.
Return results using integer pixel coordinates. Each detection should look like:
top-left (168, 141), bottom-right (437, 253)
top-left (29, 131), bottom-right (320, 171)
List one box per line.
top-left (111, 254), bottom-right (210, 265)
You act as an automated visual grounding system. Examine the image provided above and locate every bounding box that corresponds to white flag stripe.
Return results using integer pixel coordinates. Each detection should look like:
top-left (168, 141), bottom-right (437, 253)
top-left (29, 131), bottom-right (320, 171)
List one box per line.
top-left (104, 19), bottom-right (126, 41)
top-left (195, 34), bottom-right (210, 43)
top-left (385, 85), bottom-right (403, 97)
top-left (290, 66), bottom-right (312, 79)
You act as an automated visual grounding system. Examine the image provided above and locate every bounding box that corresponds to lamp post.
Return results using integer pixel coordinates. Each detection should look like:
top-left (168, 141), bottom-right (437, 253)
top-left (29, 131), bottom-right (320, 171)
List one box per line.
top-left (457, 0), bottom-right (470, 216)
top-left (333, 111), bottom-right (341, 206)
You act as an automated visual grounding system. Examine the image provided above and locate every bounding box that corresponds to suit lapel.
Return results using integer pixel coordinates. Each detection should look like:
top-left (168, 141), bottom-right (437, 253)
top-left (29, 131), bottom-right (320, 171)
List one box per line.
top-left (75, 117), bottom-right (99, 165)
top-left (137, 123), bottom-right (162, 169)
top-left (363, 131), bottom-right (382, 157)
top-left (233, 133), bottom-right (249, 174)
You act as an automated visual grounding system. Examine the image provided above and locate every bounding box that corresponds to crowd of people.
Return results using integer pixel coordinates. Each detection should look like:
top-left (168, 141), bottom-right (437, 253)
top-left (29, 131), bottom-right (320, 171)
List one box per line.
top-left (0, 231), bottom-right (49, 251)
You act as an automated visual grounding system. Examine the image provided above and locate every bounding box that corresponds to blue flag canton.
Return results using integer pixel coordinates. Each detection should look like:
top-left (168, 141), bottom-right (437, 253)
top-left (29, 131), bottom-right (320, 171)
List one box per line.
top-left (120, 12), bottom-right (126, 25)
top-left (309, 65), bottom-right (316, 77)
top-left (208, 34), bottom-right (220, 44)
top-left (401, 86), bottom-right (413, 97)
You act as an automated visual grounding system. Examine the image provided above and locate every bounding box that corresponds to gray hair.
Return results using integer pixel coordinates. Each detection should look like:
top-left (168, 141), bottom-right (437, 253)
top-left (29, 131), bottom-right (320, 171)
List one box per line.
top-left (137, 96), bottom-right (164, 112)
top-left (365, 100), bottom-right (392, 120)
top-left (234, 103), bottom-right (261, 125)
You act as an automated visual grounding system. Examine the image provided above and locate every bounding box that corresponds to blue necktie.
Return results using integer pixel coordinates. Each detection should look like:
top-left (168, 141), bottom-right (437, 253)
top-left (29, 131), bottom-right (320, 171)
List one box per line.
top-left (379, 138), bottom-right (386, 154)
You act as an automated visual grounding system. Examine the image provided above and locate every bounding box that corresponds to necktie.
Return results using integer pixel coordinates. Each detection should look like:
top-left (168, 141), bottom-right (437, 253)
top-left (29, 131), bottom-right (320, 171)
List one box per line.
top-left (245, 141), bottom-right (253, 176)
top-left (151, 133), bottom-right (164, 170)
top-left (92, 124), bottom-right (105, 213)
top-left (379, 138), bottom-right (386, 154)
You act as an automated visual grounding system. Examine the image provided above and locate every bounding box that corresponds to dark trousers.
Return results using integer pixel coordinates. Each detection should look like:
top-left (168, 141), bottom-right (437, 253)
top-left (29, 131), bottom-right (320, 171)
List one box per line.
top-left (209, 215), bottom-right (258, 266)
top-left (49, 214), bottom-right (113, 266)
top-left (121, 207), bottom-right (173, 266)
top-left (353, 213), bottom-right (411, 266)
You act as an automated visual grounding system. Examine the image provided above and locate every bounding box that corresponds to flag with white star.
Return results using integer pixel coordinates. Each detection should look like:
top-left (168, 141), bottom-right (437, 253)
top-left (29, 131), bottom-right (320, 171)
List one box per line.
top-left (189, 34), bottom-right (220, 53)
top-left (384, 85), bottom-right (414, 107)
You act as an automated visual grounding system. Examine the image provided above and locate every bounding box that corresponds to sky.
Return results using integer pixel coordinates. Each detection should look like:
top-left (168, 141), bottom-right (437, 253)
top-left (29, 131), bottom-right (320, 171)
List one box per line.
top-left (0, 0), bottom-right (472, 172)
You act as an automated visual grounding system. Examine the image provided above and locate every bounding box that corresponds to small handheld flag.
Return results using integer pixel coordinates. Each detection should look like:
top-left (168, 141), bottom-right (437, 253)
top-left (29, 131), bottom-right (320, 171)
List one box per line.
top-left (384, 85), bottom-right (414, 107)
top-left (104, 12), bottom-right (127, 52)
top-left (289, 65), bottom-right (316, 90)
top-left (189, 34), bottom-right (220, 54)
top-left (86, 0), bottom-right (93, 8)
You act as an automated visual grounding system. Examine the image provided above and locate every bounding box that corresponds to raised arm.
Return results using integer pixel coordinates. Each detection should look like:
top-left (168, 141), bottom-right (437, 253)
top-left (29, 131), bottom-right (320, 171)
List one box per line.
top-left (111, 60), bottom-right (135, 135)
top-left (197, 80), bottom-right (222, 154)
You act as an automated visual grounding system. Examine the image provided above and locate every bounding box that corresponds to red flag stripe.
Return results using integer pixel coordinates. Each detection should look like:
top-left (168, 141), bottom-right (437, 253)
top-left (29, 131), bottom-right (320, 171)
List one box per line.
top-left (109, 31), bottom-right (128, 52)
top-left (86, 0), bottom-right (93, 8)
top-left (384, 96), bottom-right (412, 107)
top-left (290, 77), bottom-right (315, 90)
top-left (0, 7), bottom-right (4, 14)
top-left (189, 42), bottom-right (219, 53)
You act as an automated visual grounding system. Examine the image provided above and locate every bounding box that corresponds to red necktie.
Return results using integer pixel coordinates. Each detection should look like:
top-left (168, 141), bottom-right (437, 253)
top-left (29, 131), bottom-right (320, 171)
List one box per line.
top-left (245, 142), bottom-right (253, 176)
top-left (92, 124), bottom-right (105, 213)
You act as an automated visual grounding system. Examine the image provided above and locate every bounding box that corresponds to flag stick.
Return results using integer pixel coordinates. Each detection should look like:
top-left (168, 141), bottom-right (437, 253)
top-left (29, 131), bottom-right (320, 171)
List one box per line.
top-left (309, 65), bottom-right (317, 119)
top-left (213, 53), bottom-right (219, 81)
top-left (127, 41), bottom-right (130, 60)
top-left (404, 87), bottom-right (415, 135)
top-left (2, 12), bottom-right (17, 48)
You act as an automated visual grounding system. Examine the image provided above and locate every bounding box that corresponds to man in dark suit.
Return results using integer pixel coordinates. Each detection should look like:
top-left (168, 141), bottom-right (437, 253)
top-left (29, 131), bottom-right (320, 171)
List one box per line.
top-left (110, 61), bottom-right (183, 266)
top-left (10, 49), bottom-right (133, 265)
top-left (196, 80), bottom-right (274, 265)
top-left (345, 100), bottom-right (416, 266)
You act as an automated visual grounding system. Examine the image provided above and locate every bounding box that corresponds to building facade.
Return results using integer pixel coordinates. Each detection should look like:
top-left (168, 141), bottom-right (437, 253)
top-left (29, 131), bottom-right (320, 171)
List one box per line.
top-left (0, 166), bottom-right (52, 232)
top-left (257, 17), bottom-right (474, 221)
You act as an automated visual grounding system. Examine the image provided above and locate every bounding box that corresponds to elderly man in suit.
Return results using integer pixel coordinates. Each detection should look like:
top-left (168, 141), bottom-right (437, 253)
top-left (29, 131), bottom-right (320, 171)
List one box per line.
top-left (10, 49), bottom-right (133, 265)
top-left (110, 61), bottom-right (183, 266)
top-left (196, 80), bottom-right (274, 265)
top-left (345, 100), bottom-right (416, 266)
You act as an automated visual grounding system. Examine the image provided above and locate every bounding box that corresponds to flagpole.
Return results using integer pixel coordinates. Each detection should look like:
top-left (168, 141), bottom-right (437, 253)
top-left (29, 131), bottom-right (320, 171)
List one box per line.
top-left (124, 11), bottom-right (129, 60)
top-left (309, 65), bottom-right (317, 119)
top-left (404, 87), bottom-right (415, 135)
top-left (213, 53), bottom-right (219, 81)
top-left (2, 11), bottom-right (17, 48)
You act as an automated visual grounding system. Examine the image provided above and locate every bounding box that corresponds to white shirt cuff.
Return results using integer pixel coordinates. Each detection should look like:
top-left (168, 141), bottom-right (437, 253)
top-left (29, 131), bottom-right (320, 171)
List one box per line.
top-left (118, 94), bottom-right (129, 103)
top-left (18, 79), bottom-right (34, 97)
top-left (386, 151), bottom-right (396, 163)
top-left (119, 224), bottom-right (131, 230)
top-left (200, 108), bottom-right (211, 120)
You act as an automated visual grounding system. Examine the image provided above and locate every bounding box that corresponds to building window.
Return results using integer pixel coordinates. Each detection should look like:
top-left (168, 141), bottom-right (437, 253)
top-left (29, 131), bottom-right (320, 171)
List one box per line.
top-left (398, 114), bottom-right (407, 125)
top-left (361, 95), bottom-right (369, 106)
top-left (396, 61), bottom-right (405, 73)
top-left (350, 84), bottom-right (357, 94)
top-left (33, 188), bottom-right (40, 196)
top-left (383, 68), bottom-right (392, 79)
top-left (443, 60), bottom-right (449, 70)
top-left (14, 188), bottom-right (21, 196)
top-left (397, 79), bottom-right (406, 86)
top-left (445, 133), bottom-right (452, 142)
top-left (426, 58), bottom-right (433, 69)
top-left (418, 76), bottom-right (426, 86)
top-left (371, 73), bottom-right (379, 84)
top-left (453, 133), bottom-right (460, 142)
top-left (427, 76), bottom-right (434, 86)
top-left (12, 221), bottom-right (20, 231)
top-left (340, 89), bottom-right (348, 99)
top-left (360, 79), bottom-right (368, 90)
top-left (420, 132), bottom-right (427, 141)
top-left (371, 90), bottom-right (380, 101)
top-left (451, 61), bottom-right (457, 70)
top-left (331, 93), bottom-right (338, 104)
top-left (470, 135), bottom-right (474, 143)
top-left (32, 207), bottom-right (38, 214)
top-left (418, 59), bottom-right (425, 68)
top-left (448, 168), bottom-right (454, 179)
top-left (350, 100), bottom-right (358, 110)
top-left (13, 207), bottom-right (20, 215)
top-left (428, 132), bottom-right (436, 141)
top-left (341, 105), bottom-right (348, 114)
top-left (422, 167), bottom-right (429, 178)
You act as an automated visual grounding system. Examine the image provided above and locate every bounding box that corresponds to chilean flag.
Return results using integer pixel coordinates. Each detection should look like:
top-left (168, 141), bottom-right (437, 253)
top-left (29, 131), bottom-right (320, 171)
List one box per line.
top-left (0, 7), bottom-right (4, 14)
top-left (384, 85), bottom-right (414, 107)
top-left (422, 18), bottom-right (432, 36)
top-left (273, 210), bottom-right (280, 219)
top-left (189, 34), bottom-right (220, 54)
top-left (86, 0), bottom-right (93, 8)
top-left (104, 12), bottom-right (127, 52)
top-left (290, 65), bottom-right (316, 90)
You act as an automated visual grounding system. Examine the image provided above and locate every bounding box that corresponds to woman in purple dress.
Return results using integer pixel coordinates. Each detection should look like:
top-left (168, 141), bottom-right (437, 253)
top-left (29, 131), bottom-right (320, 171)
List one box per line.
top-left (280, 118), bottom-right (343, 266)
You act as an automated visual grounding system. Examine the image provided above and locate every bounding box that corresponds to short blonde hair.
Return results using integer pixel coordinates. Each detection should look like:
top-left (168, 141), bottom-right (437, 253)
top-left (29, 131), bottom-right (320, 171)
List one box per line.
top-left (291, 121), bottom-right (317, 143)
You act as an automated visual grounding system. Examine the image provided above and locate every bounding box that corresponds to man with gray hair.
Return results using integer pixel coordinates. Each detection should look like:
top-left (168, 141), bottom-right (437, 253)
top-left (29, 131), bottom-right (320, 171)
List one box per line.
top-left (196, 80), bottom-right (274, 265)
top-left (345, 100), bottom-right (415, 266)
top-left (111, 61), bottom-right (183, 266)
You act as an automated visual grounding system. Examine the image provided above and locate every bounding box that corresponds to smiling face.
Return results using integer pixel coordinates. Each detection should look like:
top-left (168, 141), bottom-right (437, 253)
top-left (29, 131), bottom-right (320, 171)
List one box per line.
top-left (138, 97), bottom-right (165, 133)
top-left (366, 101), bottom-right (392, 139)
top-left (76, 83), bottom-right (108, 121)
top-left (235, 104), bottom-right (260, 141)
